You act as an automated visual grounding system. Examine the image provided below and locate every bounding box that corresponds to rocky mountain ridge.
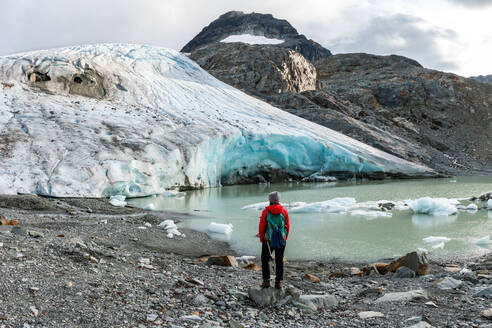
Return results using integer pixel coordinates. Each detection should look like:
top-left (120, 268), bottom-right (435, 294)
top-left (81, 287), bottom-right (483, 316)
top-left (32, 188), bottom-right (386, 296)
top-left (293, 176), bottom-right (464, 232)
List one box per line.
top-left (182, 11), bottom-right (332, 61)
top-left (470, 74), bottom-right (492, 84)
top-left (187, 13), bottom-right (492, 175)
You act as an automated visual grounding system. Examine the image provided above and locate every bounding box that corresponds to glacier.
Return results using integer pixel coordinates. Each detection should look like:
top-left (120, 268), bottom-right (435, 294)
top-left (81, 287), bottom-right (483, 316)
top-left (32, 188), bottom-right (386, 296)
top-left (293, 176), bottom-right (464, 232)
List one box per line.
top-left (0, 44), bottom-right (437, 197)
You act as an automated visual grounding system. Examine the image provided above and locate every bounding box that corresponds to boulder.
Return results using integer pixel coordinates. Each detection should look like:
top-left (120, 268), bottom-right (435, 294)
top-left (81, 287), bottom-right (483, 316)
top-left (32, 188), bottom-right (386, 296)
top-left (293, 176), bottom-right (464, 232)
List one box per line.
top-left (248, 286), bottom-right (300, 307)
top-left (394, 266), bottom-right (416, 278)
top-left (294, 294), bottom-right (338, 311)
top-left (435, 277), bottom-right (462, 290)
top-left (375, 289), bottom-right (427, 303)
top-left (206, 255), bottom-right (238, 267)
top-left (387, 251), bottom-right (429, 275)
top-left (243, 263), bottom-right (260, 271)
top-left (473, 288), bottom-right (492, 299)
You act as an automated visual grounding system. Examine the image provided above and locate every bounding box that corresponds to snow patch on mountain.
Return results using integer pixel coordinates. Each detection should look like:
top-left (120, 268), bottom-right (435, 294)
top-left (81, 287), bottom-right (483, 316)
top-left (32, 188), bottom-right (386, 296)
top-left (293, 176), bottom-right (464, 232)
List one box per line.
top-left (221, 34), bottom-right (284, 45)
top-left (0, 44), bottom-right (436, 197)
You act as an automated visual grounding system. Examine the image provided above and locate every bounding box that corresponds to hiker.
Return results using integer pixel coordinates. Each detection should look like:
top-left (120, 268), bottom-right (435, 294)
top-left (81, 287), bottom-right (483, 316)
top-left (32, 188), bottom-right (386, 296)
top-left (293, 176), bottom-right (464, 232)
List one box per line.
top-left (258, 191), bottom-right (290, 289)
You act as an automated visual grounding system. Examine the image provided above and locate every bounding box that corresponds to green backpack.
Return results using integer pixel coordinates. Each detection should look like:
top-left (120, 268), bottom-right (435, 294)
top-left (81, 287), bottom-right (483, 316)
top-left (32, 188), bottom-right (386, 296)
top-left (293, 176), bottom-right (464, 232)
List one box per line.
top-left (265, 211), bottom-right (287, 248)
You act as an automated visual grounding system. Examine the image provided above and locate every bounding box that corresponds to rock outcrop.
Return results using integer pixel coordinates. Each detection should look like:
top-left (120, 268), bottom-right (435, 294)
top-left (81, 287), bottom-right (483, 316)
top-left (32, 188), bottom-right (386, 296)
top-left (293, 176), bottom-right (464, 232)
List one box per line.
top-left (190, 43), bottom-right (316, 95)
top-left (316, 53), bottom-right (492, 174)
top-left (470, 74), bottom-right (492, 84)
top-left (181, 11), bottom-right (332, 61)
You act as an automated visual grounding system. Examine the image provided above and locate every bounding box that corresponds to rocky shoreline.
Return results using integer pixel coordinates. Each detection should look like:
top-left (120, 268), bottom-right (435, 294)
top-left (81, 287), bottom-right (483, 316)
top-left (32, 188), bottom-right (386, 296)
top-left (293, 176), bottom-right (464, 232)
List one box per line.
top-left (1, 195), bottom-right (492, 327)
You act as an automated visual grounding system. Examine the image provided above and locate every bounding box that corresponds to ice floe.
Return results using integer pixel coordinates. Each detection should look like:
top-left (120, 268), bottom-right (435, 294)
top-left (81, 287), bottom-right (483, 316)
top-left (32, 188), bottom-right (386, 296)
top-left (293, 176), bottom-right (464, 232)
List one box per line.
top-left (475, 236), bottom-right (490, 246)
top-left (423, 236), bottom-right (451, 243)
top-left (208, 222), bottom-right (233, 235)
top-left (409, 197), bottom-right (458, 216)
top-left (158, 219), bottom-right (183, 238)
top-left (109, 195), bottom-right (127, 207)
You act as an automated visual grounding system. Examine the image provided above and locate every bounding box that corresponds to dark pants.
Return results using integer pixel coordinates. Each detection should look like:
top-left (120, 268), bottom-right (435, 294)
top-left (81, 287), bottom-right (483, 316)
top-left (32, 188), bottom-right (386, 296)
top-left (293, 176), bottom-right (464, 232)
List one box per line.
top-left (261, 240), bottom-right (286, 281)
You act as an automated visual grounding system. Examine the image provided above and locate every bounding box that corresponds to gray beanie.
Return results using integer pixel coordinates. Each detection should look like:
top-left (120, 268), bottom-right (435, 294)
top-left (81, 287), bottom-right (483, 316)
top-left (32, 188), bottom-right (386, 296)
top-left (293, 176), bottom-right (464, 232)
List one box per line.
top-left (268, 191), bottom-right (280, 204)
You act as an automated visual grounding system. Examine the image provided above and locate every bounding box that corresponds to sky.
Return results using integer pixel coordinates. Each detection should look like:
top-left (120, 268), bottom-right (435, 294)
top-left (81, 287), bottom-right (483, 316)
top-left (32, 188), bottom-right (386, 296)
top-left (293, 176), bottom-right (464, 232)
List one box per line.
top-left (0, 0), bottom-right (491, 76)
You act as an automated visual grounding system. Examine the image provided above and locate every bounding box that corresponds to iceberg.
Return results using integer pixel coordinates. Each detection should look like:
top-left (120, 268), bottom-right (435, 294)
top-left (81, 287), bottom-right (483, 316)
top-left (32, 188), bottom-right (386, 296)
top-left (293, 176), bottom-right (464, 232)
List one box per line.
top-left (423, 236), bottom-right (451, 243)
top-left (158, 219), bottom-right (183, 238)
top-left (208, 222), bottom-right (233, 235)
top-left (488, 200), bottom-right (492, 209)
top-left (290, 197), bottom-right (356, 213)
top-left (0, 44), bottom-right (437, 197)
top-left (109, 195), bottom-right (127, 207)
top-left (409, 197), bottom-right (458, 216)
top-left (475, 236), bottom-right (490, 246)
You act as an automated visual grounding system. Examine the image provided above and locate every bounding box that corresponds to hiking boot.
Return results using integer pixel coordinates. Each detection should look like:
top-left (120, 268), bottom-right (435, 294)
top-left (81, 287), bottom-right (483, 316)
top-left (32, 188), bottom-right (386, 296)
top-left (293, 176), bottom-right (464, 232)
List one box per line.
top-left (274, 281), bottom-right (282, 289)
top-left (261, 280), bottom-right (271, 288)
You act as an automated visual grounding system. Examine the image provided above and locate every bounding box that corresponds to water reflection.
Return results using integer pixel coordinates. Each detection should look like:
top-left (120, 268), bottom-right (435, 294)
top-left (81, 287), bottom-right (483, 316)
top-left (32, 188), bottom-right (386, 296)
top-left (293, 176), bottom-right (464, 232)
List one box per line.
top-left (411, 214), bottom-right (458, 228)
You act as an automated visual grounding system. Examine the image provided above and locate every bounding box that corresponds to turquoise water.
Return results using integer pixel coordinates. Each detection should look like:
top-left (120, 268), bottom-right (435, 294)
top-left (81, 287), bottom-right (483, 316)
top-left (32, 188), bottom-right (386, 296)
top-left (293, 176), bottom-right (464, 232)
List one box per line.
top-left (128, 176), bottom-right (492, 262)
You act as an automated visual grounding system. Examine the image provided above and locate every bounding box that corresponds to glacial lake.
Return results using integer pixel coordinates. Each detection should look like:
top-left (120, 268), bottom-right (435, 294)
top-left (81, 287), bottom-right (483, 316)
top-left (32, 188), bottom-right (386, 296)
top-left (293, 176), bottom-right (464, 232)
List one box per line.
top-left (128, 176), bottom-right (492, 262)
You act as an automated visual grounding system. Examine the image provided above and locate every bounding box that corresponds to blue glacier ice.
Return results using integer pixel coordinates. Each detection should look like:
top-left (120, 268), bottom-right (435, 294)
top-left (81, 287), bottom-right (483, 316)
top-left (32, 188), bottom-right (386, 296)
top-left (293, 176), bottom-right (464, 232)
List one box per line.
top-left (0, 44), bottom-right (437, 197)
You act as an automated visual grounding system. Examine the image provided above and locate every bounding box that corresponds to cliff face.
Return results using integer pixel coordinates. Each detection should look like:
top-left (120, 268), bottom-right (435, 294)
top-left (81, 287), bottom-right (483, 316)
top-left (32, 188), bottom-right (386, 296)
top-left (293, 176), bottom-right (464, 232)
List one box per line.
top-left (190, 43), bottom-right (317, 95)
top-left (181, 11), bottom-right (332, 61)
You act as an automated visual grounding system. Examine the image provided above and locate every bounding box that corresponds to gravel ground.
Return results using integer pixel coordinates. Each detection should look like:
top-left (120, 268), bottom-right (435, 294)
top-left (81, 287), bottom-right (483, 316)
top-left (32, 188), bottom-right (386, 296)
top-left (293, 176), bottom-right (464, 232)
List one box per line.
top-left (1, 195), bottom-right (492, 328)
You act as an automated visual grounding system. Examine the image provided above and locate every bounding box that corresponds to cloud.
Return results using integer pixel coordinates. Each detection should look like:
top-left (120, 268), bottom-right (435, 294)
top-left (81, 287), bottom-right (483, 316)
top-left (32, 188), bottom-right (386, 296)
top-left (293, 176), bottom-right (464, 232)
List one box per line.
top-left (327, 13), bottom-right (461, 71)
top-left (447, 0), bottom-right (492, 7)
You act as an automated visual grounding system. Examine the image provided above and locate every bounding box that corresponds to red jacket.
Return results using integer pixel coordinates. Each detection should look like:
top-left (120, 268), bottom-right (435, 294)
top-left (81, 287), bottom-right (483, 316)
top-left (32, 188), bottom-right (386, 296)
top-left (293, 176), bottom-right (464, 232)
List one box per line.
top-left (259, 204), bottom-right (290, 243)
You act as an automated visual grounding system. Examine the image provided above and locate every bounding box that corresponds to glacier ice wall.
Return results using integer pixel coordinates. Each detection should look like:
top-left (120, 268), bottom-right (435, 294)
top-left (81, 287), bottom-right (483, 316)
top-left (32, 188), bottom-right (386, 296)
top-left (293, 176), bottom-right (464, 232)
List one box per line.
top-left (0, 44), bottom-right (437, 197)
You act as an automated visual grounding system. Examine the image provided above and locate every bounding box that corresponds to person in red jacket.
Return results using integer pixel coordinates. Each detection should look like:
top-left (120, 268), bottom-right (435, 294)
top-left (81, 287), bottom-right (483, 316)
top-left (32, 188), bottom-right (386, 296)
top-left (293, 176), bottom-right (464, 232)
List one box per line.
top-left (258, 191), bottom-right (290, 289)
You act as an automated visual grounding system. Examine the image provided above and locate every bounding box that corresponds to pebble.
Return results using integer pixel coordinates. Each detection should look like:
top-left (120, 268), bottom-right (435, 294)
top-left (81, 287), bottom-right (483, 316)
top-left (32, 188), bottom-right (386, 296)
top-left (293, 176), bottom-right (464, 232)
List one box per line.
top-left (146, 314), bottom-right (158, 322)
top-left (358, 311), bottom-right (384, 319)
top-left (29, 306), bottom-right (38, 317)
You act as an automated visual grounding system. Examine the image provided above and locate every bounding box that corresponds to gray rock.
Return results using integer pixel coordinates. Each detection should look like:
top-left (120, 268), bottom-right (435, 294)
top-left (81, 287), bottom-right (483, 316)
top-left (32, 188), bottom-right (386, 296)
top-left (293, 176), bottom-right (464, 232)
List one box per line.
top-left (190, 43), bottom-right (316, 96)
top-left (358, 311), bottom-right (384, 319)
top-left (394, 266), bottom-right (416, 278)
top-left (193, 294), bottom-right (209, 305)
top-left (11, 226), bottom-right (27, 235)
top-left (436, 277), bottom-right (463, 289)
top-left (408, 322), bottom-right (434, 328)
top-left (406, 316), bottom-right (422, 325)
top-left (297, 294), bottom-right (338, 310)
top-left (474, 288), bottom-right (492, 299)
top-left (248, 287), bottom-right (286, 307)
top-left (375, 290), bottom-right (427, 303)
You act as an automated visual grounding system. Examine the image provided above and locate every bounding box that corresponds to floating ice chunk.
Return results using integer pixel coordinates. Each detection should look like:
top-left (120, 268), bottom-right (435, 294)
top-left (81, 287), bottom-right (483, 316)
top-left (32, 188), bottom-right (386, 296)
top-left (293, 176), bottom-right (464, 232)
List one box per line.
top-left (432, 242), bottom-right (445, 249)
top-left (241, 201), bottom-right (307, 211)
top-left (423, 236), bottom-right (451, 243)
top-left (208, 222), bottom-right (233, 235)
top-left (159, 220), bottom-right (177, 229)
top-left (466, 203), bottom-right (478, 211)
top-left (162, 190), bottom-right (186, 198)
top-left (301, 173), bottom-right (337, 182)
top-left (167, 232), bottom-right (173, 238)
top-left (488, 199), bottom-right (492, 209)
top-left (241, 202), bottom-right (268, 211)
top-left (221, 34), bottom-right (284, 45)
top-left (350, 210), bottom-right (392, 218)
top-left (290, 197), bottom-right (356, 213)
top-left (456, 205), bottom-right (466, 210)
top-left (409, 197), bottom-right (458, 216)
top-left (144, 222), bottom-right (152, 228)
top-left (144, 204), bottom-right (155, 210)
top-left (475, 235), bottom-right (490, 246)
top-left (109, 195), bottom-right (127, 207)
top-left (137, 226), bottom-right (147, 230)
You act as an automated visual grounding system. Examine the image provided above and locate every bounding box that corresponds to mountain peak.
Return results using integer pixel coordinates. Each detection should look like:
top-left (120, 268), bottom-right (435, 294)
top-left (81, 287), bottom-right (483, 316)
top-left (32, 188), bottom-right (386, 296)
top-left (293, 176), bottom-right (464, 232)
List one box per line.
top-left (181, 11), bottom-right (331, 61)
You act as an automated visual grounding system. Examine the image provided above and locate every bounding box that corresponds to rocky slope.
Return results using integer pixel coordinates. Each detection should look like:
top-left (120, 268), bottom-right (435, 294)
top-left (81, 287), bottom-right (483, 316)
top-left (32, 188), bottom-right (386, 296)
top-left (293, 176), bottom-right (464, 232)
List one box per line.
top-left (181, 11), bottom-right (332, 61)
top-left (190, 43), bottom-right (316, 95)
top-left (187, 13), bottom-right (492, 175)
top-left (2, 195), bottom-right (492, 327)
top-left (470, 74), bottom-right (492, 84)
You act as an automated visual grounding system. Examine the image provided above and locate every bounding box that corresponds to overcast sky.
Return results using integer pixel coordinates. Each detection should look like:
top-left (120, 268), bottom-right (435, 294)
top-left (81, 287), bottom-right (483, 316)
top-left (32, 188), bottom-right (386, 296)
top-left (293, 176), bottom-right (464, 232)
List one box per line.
top-left (1, 0), bottom-right (491, 76)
